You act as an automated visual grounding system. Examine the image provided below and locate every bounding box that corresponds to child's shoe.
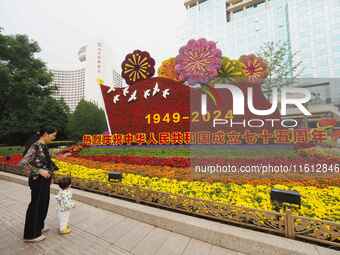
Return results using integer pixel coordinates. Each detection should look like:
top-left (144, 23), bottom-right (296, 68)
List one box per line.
top-left (59, 227), bottom-right (71, 235)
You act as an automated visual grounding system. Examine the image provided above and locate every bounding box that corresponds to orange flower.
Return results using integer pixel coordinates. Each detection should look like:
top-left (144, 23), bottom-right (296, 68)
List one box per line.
top-left (157, 58), bottom-right (180, 81)
top-left (239, 54), bottom-right (268, 83)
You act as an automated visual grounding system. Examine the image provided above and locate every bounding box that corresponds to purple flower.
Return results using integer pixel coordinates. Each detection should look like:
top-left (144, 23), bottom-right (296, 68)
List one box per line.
top-left (175, 38), bottom-right (222, 85)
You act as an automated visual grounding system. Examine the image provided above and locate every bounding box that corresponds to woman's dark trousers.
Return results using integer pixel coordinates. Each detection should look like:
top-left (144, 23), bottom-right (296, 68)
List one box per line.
top-left (24, 177), bottom-right (51, 239)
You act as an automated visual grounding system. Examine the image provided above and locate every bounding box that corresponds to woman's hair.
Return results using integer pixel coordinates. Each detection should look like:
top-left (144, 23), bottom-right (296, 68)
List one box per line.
top-left (58, 176), bottom-right (72, 190)
top-left (23, 127), bottom-right (57, 156)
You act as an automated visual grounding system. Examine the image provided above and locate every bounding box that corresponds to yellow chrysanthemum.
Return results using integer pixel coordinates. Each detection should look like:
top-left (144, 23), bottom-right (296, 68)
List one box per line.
top-left (218, 57), bottom-right (245, 81)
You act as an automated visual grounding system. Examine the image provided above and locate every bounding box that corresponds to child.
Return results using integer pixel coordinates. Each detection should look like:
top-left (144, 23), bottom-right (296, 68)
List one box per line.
top-left (55, 176), bottom-right (75, 235)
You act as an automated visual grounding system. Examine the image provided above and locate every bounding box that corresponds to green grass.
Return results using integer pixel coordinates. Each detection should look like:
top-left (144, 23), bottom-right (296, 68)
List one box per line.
top-left (80, 147), bottom-right (191, 157)
top-left (0, 145), bottom-right (297, 159)
top-left (79, 146), bottom-right (297, 159)
top-left (0, 146), bottom-right (23, 156)
top-left (313, 147), bottom-right (340, 158)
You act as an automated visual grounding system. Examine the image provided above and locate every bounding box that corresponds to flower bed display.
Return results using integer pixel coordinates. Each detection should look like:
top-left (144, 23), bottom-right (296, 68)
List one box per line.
top-left (1, 146), bottom-right (339, 230)
top-left (78, 146), bottom-right (297, 158)
top-left (298, 147), bottom-right (340, 159)
top-left (53, 159), bottom-right (340, 223)
top-left (57, 144), bottom-right (88, 156)
top-left (79, 155), bottom-right (190, 167)
top-left (0, 154), bottom-right (22, 167)
top-left (1, 149), bottom-right (339, 189)
top-left (76, 154), bottom-right (339, 169)
top-left (55, 155), bottom-right (340, 187)
top-left (1, 150), bottom-right (339, 247)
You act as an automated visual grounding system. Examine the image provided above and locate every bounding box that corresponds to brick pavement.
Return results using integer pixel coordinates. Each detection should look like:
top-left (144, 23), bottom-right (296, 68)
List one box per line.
top-left (0, 180), bottom-right (243, 255)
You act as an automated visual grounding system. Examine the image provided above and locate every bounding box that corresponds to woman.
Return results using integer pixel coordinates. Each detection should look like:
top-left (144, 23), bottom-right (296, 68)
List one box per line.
top-left (19, 128), bottom-right (59, 242)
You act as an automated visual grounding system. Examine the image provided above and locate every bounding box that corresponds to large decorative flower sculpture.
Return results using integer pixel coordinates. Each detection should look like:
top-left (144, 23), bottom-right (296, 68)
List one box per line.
top-left (157, 57), bottom-right (180, 81)
top-left (175, 38), bottom-right (222, 85)
top-left (218, 57), bottom-right (245, 82)
top-left (239, 54), bottom-right (268, 83)
top-left (121, 50), bottom-right (155, 85)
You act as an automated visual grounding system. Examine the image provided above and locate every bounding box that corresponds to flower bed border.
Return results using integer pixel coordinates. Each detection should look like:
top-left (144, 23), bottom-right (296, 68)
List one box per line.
top-left (1, 163), bottom-right (338, 249)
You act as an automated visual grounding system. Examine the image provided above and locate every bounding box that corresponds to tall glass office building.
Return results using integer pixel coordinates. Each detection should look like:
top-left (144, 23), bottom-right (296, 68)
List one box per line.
top-left (183, 0), bottom-right (340, 78)
top-left (182, 0), bottom-right (340, 125)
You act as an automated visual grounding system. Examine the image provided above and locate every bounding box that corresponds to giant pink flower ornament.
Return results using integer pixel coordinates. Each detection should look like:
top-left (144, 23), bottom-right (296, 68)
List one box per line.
top-left (175, 38), bottom-right (222, 85)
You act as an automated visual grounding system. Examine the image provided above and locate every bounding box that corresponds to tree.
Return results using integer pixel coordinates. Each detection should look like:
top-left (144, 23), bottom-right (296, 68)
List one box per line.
top-left (0, 96), bottom-right (69, 145)
top-left (66, 100), bottom-right (107, 141)
top-left (0, 29), bottom-right (68, 144)
top-left (34, 97), bottom-right (70, 139)
top-left (258, 41), bottom-right (303, 92)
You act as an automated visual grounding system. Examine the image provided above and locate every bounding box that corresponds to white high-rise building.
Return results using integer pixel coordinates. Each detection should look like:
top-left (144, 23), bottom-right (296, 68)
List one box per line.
top-left (78, 41), bottom-right (115, 108)
top-left (51, 68), bottom-right (85, 112)
top-left (52, 41), bottom-right (122, 111)
top-left (113, 69), bottom-right (123, 87)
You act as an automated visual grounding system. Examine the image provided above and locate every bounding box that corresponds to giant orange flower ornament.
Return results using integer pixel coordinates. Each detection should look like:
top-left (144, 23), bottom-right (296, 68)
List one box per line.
top-left (239, 54), bottom-right (268, 83)
top-left (157, 58), bottom-right (180, 81)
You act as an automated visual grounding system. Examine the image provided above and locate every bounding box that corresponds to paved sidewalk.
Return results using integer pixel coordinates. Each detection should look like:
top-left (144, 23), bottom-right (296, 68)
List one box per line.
top-left (0, 180), bottom-right (243, 255)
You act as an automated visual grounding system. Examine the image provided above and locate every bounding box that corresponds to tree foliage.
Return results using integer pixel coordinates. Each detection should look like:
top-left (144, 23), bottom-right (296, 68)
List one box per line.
top-left (0, 29), bottom-right (68, 144)
top-left (66, 100), bottom-right (107, 141)
top-left (258, 41), bottom-right (303, 91)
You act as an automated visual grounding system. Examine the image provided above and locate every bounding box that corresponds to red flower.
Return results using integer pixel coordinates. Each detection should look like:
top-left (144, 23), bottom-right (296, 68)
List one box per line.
top-left (0, 154), bottom-right (23, 167)
top-left (79, 155), bottom-right (190, 168)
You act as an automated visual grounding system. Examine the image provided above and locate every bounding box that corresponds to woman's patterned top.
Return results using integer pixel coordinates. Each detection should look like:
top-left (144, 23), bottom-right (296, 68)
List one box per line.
top-left (19, 141), bottom-right (59, 178)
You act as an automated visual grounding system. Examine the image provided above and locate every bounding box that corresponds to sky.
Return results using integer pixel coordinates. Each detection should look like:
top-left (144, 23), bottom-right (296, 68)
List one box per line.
top-left (0, 0), bottom-right (187, 71)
